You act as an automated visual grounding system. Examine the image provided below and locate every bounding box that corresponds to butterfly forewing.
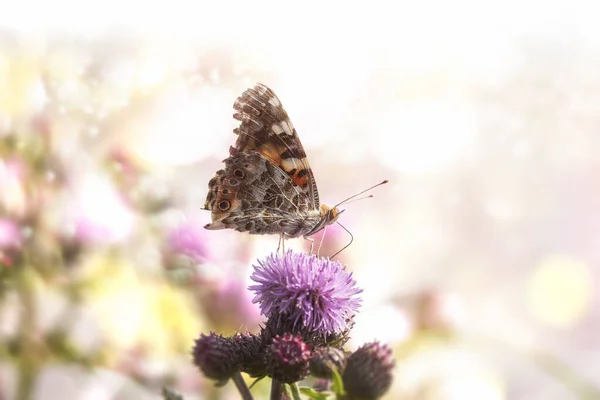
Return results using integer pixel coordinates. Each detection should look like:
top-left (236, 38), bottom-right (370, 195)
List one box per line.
top-left (232, 84), bottom-right (320, 209)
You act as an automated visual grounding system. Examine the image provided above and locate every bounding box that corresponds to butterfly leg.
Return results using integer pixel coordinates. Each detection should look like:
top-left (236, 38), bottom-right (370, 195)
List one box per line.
top-left (303, 236), bottom-right (315, 255)
top-left (316, 225), bottom-right (327, 256)
top-left (277, 234), bottom-right (286, 254)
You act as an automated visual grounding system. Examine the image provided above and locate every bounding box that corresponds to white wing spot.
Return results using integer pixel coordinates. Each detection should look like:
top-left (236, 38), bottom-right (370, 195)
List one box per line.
top-left (282, 120), bottom-right (294, 136)
top-left (269, 96), bottom-right (281, 107)
top-left (272, 123), bottom-right (284, 135)
top-left (281, 157), bottom-right (301, 172)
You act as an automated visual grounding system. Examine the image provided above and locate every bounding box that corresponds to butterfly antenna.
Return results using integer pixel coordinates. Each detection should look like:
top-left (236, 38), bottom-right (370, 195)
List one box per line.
top-left (341, 194), bottom-right (375, 205)
top-left (331, 222), bottom-right (353, 259)
top-left (334, 180), bottom-right (389, 209)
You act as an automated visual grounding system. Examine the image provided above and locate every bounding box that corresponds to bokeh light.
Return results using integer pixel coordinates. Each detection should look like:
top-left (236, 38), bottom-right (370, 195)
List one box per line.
top-left (1, 1), bottom-right (600, 399)
top-left (528, 256), bottom-right (593, 327)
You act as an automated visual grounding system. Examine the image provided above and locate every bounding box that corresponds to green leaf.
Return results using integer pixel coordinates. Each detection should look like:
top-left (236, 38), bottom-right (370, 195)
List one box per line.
top-left (161, 387), bottom-right (184, 400)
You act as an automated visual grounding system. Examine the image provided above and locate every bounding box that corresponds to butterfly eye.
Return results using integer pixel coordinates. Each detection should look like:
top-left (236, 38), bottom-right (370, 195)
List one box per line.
top-left (218, 200), bottom-right (231, 211)
top-left (228, 178), bottom-right (238, 186)
top-left (221, 188), bottom-right (230, 195)
top-left (233, 169), bottom-right (245, 179)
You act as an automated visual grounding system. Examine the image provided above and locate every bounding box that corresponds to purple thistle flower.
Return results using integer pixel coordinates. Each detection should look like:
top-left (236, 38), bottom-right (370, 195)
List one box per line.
top-left (249, 250), bottom-right (362, 336)
top-left (265, 333), bottom-right (312, 383)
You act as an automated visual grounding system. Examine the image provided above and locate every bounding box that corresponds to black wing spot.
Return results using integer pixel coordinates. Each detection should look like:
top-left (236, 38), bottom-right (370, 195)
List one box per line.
top-left (218, 200), bottom-right (231, 211)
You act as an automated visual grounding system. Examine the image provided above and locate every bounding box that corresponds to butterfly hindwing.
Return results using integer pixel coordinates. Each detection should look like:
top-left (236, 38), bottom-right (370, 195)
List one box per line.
top-left (204, 151), bottom-right (319, 236)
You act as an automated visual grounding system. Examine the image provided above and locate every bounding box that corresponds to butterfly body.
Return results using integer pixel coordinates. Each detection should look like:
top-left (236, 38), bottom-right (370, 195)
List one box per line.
top-left (204, 84), bottom-right (341, 238)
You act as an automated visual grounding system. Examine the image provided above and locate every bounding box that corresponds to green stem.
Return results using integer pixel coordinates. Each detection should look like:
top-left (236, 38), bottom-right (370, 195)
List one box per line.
top-left (231, 372), bottom-right (254, 400)
top-left (289, 383), bottom-right (302, 400)
top-left (16, 268), bottom-right (40, 400)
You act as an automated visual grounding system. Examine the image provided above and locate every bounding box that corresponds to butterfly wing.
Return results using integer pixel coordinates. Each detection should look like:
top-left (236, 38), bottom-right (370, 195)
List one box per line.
top-left (203, 83), bottom-right (326, 237)
top-left (204, 151), bottom-right (321, 237)
top-left (231, 83), bottom-right (320, 210)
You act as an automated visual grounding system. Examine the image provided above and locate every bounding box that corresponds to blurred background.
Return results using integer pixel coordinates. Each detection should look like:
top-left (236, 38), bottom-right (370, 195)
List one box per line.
top-left (1, 1), bottom-right (599, 399)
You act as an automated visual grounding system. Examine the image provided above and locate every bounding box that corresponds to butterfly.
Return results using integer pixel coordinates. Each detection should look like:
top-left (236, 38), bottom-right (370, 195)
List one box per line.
top-left (203, 83), bottom-right (343, 241)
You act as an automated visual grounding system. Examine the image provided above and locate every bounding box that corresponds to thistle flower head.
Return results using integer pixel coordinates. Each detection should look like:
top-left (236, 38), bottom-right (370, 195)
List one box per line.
top-left (249, 250), bottom-right (362, 336)
top-left (233, 331), bottom-right (267, 378)
top-left (191, 332), bottom-right (239, 385)
top-left (262, 311), bottom-right (354, 349)
top-left (309, 346), bottom-right (348, 380)
top-left (265, 333), bottom-right (312, 383)
top-left (342, 341), bottom-right (395, 400)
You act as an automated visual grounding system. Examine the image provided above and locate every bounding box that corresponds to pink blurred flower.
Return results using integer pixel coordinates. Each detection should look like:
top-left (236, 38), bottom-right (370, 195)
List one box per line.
top-left (166, 222), bottom-right (209, 263)
top-left (413, 289), bottom-right (466, 333)
top-left (164, 222), bottom-right (261, 329)
top-left (199, 277), bottom-right (262, 332)
top-left (66, 174), bottom-right (135, 245)
top-left (0, 218), bottom-right (23, 267)
top-left (0, 218), bottom-right (22, 249)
